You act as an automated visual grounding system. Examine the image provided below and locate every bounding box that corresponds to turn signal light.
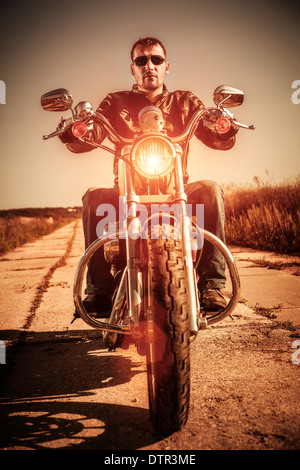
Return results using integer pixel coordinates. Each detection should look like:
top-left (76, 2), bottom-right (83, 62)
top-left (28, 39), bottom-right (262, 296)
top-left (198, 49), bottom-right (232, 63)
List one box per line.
top-left (215, 117), bottom-right (231, 134)
top-left (72, 121), bottom-right (88, 138)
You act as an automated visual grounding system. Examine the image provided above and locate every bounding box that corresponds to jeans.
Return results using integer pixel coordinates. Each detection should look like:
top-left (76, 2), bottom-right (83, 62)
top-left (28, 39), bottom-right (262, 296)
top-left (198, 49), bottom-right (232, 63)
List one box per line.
top-left (82, 180), bottom-right (226, 295)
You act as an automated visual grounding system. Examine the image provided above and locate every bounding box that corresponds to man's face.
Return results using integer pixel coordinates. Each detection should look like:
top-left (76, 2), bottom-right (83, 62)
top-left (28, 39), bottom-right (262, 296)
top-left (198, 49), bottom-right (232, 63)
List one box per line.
top-left (130, 43), bottom-right (170, 94)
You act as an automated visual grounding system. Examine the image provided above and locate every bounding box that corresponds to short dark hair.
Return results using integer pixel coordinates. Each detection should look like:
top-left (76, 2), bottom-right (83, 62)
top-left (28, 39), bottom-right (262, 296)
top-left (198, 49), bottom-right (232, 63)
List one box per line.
top-left (130, 37), bottom-right (167, 61)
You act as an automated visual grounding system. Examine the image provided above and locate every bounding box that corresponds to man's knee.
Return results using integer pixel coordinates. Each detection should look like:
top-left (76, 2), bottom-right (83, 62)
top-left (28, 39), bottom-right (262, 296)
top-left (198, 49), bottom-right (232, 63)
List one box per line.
top-left (186, 179), bottom-right (224, 204)
top-left (82, 187), bottom-right (119, 213)
top-left (83, 187), bottom-right (117, 203)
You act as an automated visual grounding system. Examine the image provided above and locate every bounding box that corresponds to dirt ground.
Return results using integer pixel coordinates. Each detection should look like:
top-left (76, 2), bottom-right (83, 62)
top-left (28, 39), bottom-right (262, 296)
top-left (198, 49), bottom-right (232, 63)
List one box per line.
top-left (0, 221), bottom-right (299, 451)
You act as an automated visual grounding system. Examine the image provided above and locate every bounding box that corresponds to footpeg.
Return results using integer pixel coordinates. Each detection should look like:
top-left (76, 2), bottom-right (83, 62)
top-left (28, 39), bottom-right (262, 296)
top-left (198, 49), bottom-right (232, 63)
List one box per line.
top-left (198, 316), bottom-right (207, 330)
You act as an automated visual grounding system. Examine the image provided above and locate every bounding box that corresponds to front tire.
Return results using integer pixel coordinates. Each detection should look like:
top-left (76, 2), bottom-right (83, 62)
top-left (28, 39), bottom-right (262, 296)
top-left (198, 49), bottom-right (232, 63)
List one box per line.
top-left (146, 225), bottom-right (190, 435)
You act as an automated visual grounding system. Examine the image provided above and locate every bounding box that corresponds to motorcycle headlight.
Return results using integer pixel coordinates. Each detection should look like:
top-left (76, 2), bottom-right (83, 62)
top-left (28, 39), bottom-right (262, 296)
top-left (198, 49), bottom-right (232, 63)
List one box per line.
top-left (132, 136), bottom-right (175, 179)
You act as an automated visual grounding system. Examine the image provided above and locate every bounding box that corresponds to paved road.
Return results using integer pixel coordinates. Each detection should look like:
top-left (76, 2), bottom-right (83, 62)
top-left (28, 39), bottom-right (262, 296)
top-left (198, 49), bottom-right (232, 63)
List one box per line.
top-left (0, 221), bottom-right (299, 450)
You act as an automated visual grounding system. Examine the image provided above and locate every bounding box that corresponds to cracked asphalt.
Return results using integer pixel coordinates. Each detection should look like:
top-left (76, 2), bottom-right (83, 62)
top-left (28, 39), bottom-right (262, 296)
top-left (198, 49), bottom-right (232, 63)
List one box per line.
top-left (0, 221), bottom-right (299, 450)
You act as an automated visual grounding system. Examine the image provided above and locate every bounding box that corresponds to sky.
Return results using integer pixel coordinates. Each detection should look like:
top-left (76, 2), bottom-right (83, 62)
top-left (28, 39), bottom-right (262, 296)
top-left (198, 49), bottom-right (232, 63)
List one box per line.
top-left (0, 0), bottom-right (299, 209)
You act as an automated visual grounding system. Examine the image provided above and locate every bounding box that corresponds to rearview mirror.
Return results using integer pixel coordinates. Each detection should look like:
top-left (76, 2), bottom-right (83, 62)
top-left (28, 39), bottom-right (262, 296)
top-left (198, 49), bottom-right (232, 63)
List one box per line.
top-left (41, 88), bottom-right (73, 111)
top-left (213, 85), bottom-right (244, 108)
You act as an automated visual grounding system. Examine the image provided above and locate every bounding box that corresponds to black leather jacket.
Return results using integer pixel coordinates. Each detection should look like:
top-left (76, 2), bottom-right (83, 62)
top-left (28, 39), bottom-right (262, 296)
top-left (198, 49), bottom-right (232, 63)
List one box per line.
top-left (63, 85), bottom-right (238, 182)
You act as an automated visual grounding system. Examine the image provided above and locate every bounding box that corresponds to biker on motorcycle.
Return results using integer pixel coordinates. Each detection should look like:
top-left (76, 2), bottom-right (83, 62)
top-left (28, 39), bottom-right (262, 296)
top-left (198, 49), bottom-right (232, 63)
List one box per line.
top-left (58, 36), bottom-right (239, 316)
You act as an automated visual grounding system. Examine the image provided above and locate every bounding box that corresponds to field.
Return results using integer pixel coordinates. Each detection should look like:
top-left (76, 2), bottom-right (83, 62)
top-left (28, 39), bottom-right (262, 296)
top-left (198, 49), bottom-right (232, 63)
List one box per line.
top-left (1, 178), bottom-right (300, 256)
top-left (224, 177), bottom-right (300, 254)
top-left (0, 207), bottom-right (81, 255)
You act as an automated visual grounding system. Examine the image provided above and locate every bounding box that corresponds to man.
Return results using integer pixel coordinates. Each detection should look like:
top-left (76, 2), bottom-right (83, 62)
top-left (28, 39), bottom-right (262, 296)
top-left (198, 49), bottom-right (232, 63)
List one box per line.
top-left (60, 36), bottom-right (238, 315)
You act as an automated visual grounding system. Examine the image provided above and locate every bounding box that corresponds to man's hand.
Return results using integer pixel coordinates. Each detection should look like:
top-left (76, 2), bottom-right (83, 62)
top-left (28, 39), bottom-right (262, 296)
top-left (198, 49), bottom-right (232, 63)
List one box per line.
top-left (203, 109), bottom-right (239, 137)
top-left (57, 118), bottom-right (77, 144)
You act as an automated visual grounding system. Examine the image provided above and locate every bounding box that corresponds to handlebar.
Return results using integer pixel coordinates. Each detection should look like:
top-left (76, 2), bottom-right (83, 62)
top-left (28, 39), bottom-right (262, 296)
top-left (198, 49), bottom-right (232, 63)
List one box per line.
top-left (42, 106), bottom-right (255, 142)
top-left (93, 107), bottom-right (255, 145)
top-left (94, 112), bottom-right (131, 145)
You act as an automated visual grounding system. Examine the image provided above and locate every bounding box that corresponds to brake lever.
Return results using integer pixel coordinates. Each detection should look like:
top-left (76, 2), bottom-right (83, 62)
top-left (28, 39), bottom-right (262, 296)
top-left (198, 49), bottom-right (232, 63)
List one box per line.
top-left (43, 116), bottom-right (74, 140)
top-left (232, 119), bottom-right (255, 130)
top-left (43, 127), bottom-right (66, 140)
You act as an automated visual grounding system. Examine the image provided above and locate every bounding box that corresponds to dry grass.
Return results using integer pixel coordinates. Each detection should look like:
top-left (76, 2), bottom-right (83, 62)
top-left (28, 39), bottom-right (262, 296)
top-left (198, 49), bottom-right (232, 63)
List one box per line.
top-left (0, 207), bottom-right (81, 255)
top-left (2, 178), bottom-right (300, 257)
top-left (224, 177), bottom-right (300, 254)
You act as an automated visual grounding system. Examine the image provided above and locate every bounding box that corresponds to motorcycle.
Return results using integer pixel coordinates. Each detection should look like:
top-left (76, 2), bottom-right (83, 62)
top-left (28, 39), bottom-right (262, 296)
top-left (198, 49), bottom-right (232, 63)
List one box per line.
top-left (41, 85), bottom-right (254, 435)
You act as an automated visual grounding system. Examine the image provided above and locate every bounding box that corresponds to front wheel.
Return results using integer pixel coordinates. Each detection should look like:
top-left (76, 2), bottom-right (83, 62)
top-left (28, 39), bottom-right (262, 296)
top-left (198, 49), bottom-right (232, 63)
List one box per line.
top-left (146, 226), bottom-right (190, 435)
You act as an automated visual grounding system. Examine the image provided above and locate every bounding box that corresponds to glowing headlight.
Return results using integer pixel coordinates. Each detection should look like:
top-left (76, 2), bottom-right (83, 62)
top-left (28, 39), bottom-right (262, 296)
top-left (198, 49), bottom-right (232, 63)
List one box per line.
top-left (132, 136), bottom-right (175, 179)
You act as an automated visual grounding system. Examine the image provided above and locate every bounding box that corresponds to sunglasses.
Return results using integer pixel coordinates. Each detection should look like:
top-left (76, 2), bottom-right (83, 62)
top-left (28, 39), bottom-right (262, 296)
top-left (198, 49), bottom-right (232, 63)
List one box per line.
top-left (133, 55), bottom-right (166, 66)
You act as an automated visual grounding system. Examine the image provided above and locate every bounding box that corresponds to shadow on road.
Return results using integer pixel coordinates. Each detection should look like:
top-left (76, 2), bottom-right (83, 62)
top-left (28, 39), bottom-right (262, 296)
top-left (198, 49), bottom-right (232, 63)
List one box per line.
top-left (0, 330), bottom-right (162, 450)
top-left (0, 401), bottom-right (158, 450)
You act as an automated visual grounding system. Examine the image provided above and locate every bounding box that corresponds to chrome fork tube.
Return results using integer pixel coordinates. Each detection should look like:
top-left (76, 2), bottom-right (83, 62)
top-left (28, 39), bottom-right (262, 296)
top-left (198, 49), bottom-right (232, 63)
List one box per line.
top-left (124, 161), bottom-right (144, 338)
top-left (174, 152), bottom-right (199, 333)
